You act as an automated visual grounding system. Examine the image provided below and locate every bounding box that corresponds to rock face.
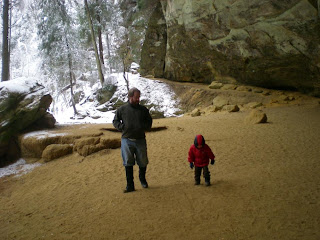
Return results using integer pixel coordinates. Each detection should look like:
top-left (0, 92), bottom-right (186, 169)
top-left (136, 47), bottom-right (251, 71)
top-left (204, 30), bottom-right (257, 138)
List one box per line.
top-left (139, 0), bottom-right (320, 96)
top-left (20, 131), bottom-right (121, 161)
top-left (0, 78), bottom-right (55, 167)
top-left (140, 1), bottom-right (167, 77)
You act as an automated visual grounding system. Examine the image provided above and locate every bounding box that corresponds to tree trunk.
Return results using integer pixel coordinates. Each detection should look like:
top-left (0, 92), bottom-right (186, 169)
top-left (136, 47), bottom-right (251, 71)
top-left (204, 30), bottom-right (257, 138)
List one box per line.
top-left (106, 32), bottom-right (112, 73)
top-left (121, 33), bottom-right (132, 91)
top-left (123, 58), bottom-right (129, 92)
top-left (97, 24), bottom-right (104, 65)
top-left (65, 37), bottom-right (78, 115)
top-left (84, 0), bottom-right (104, 86)
top-left (1, 0), bottom-right (10, 81)
top-left (96, 0), bottom-right (104, 66)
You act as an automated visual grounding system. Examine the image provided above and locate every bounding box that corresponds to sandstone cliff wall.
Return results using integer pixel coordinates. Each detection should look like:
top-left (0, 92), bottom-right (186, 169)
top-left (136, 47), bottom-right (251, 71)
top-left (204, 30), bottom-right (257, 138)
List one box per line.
top-left (140, 0), bottom-right (320, 96)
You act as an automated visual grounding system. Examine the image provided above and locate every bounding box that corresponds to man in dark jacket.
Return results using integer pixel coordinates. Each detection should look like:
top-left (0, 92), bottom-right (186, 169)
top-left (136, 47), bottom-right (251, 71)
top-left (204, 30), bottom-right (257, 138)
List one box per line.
top-left (113, 87), bottom-right (153, 193)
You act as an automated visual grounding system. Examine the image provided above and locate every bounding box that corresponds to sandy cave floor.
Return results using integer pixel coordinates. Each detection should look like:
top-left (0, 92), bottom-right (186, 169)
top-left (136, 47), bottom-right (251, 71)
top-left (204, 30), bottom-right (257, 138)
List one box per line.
top-left (0, 90), bottom-right (320, 239)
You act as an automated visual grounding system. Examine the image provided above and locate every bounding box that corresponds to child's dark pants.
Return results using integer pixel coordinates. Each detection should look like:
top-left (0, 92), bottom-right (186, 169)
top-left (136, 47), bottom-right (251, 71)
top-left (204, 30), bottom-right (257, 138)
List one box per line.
top-left (194, 166), bottom-right (210, 184)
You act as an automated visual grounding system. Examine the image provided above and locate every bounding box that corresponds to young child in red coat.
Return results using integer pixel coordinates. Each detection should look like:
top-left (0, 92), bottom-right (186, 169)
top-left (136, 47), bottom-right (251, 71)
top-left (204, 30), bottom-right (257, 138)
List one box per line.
top-left (188, 134), bottom-right (215, 186)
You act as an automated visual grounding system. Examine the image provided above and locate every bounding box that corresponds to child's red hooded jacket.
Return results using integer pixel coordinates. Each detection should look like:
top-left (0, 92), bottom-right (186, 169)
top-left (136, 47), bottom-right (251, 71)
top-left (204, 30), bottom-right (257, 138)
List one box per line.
top-left (188, 135), bottom-right (215, 167)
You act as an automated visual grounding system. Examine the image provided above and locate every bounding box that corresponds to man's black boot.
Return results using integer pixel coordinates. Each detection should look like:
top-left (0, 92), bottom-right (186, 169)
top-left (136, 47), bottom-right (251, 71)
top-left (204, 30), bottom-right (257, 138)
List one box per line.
top-left (139, 166), bottom-right (148, 188)
top-left (124, 166), bottom-right (135, 193)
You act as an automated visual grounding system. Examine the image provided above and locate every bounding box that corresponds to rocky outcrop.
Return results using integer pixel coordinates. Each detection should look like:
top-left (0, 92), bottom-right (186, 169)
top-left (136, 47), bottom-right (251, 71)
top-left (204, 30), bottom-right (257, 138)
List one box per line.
top-left (74, 137), bottom-right (121, 157)
top-left (20, 131), bottom-right (121, 161)
top-left (19, 125), bottom-right (169, 162)
top-left (42, 144), bottom-right (73, 162)
top-left (0, 78), bottom-right (55, 167)
top-left (139, 0), bottom-right (320, 96)
top-left (140, 1), bottom-right (167, 77)
top-left (19, 132), bottom-right (84, 159)
top-left (119, 0), bottom-right (159, 65)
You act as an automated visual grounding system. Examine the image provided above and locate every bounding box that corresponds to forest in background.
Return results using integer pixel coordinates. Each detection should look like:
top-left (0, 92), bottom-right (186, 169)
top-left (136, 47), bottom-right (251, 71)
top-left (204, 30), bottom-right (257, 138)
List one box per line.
top-left (0, 0), bottom-right (154, 116)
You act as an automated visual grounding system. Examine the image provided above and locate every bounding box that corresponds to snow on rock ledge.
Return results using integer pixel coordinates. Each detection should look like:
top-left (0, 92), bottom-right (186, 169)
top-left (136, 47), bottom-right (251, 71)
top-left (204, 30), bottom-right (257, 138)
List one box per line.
top-left (0, 77), bottom-right (55, 167)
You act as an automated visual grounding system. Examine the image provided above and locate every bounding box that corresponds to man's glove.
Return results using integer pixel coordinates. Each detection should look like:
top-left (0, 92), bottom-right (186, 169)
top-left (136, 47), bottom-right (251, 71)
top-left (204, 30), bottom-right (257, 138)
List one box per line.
top-left (211, 159), bottom-right (215, 165)
top-left (190, 162), bottom-right (194, 169)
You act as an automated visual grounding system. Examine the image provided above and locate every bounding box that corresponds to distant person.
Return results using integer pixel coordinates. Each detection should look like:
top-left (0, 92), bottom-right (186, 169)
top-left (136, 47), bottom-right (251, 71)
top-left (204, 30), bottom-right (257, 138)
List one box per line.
top-left (113, 87), bottom-right (153, 193)
top-left (188, 134), bottom-right (216, 186)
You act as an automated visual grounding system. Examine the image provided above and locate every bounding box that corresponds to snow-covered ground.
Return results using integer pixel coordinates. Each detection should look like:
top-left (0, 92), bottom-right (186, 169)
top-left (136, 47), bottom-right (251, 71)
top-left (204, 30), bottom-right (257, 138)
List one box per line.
top-left (53, 73), bottom-right (181, 124)
top-left (0, 159), bottom-right (42, 179)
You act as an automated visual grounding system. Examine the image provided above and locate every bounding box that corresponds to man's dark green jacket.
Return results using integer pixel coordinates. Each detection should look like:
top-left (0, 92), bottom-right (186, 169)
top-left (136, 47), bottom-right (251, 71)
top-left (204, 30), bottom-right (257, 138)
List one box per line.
top-left (113, 102), bottom-right (152, 139)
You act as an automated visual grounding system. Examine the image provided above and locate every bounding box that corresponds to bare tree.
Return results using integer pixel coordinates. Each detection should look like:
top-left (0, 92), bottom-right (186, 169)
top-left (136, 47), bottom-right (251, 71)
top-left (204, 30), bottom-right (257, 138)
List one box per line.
top-left (119, 31), bottom-right (132, 92)
top-left (84, 0), bottom-right (104, 86)
top-left (96, 0), bottom-right (104, 66)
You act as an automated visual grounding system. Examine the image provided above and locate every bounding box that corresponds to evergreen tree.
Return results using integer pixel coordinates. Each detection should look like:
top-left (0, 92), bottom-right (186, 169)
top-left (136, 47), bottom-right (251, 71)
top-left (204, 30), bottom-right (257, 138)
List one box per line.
top-left (78, 0), bottom-right (117, 74)
top-left (33, 0), bottom-right (79, 115)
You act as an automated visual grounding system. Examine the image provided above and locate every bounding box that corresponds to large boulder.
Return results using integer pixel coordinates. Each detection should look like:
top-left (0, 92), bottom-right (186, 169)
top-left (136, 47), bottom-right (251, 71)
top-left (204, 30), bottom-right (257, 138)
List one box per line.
top-left (0, 77), bottom-right (55, 166)
top-left (245, 109), bottom-right (268, 124)
top-left (42, 144), bottom-right (73, 162)
top-left (73, 137), bottom-right (121, 157)
top-left (140, 0), bottom-right (320, 96)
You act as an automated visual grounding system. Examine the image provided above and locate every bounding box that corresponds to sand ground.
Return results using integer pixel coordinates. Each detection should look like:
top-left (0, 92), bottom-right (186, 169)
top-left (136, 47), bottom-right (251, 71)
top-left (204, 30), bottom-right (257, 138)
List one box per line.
top-left (0, 92), bottom-right (320, 239)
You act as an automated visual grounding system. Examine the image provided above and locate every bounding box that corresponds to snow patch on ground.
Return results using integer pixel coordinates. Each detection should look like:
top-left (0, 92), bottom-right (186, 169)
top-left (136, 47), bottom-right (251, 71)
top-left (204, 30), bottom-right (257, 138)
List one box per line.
top-left (0, 159), bottom-right (41, 179)
top-left (22, 131), bottom-right (69, 140)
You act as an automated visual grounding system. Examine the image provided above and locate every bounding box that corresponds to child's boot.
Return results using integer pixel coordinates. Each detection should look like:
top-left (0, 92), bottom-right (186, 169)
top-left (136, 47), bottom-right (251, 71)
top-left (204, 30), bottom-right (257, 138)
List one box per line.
top-left (205, 176), bottom-right (211, 186)
top-left (194, 167), bottom-right (201, 185)
top-left (204, 167), bottom-right (211, 186)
